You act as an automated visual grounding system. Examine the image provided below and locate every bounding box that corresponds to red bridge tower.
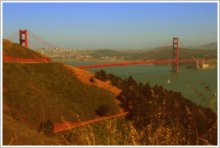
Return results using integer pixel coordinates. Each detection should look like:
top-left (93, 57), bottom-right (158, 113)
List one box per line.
top-left (19, 29), bottom-right (28, 48)
top-left (172, 37), bottom-right (179, 72)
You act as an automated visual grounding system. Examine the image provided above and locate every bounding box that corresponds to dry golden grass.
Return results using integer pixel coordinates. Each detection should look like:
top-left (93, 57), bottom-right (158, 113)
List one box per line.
top-left (64, 65), bottom-right (121, 96)
top-left (57, 115), bottom-right (207, 145)
top-left (128, 121), bottom-right (139, 145)
top-left (59, 113), bottom-right (96, 145)
top-left (64, 65), bottom-right (122, 107)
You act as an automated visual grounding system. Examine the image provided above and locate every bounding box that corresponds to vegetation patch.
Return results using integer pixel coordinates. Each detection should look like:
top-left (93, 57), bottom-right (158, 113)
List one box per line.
top-left (3, 63), bottom-right (120, 131)
top-left (94, 69), bottom-right (217, 145)
top-left (95, 104), bottom-right (110, 116)
top-left (3, 114), bottom-right (60, 145)
top-left (3, 39), bottom-right (49, 59)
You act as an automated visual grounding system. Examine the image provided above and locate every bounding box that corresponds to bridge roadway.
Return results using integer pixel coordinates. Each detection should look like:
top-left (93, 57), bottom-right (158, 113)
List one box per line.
top-left (76, 59), bottom-right (195, 69)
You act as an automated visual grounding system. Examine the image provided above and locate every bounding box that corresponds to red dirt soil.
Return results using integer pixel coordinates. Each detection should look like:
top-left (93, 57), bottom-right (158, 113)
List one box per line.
top-left (53, 112), bottom-right (128, 133)
top-left (3, 56), bottom-right (51, 63)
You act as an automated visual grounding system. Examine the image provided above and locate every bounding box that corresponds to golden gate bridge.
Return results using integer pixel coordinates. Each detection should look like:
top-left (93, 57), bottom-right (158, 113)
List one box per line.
top-left (6, 29), bottom-right (59, 50)
top-left (6, 29), bottom-right (201, 72)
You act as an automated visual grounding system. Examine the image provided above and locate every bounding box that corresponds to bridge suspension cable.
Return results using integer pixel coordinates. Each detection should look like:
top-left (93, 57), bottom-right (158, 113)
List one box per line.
top-left (6, 31), bottom-right (19, 43)
top-left (5, 30), bottom-right (60, 50)
top-left (4, 29), bottom-right (201, 73)
top-left (28, 31), bottom-right (60, 50)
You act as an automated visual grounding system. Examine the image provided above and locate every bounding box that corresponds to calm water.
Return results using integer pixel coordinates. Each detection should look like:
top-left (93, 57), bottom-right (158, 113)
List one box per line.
top-left (64, 61), bottom-right (217, 111)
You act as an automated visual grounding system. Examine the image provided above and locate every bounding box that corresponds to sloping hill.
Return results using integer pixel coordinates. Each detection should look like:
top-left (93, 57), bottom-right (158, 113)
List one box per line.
top-left (198, 42), bottom-right (217, 50)
top-left (90, 49), bottom-right (143, 60)
top-left (90, 49), bottom-right (128, 58)
top-left (3, 114), bottom-right (61, 145)
top-left (78, 47), bottom-right (217, 61)
top-left (3, 39), bottom-right (51, 62)
top-left (3, 41), bottom-right (122, 145)
top-left (3, 63), bottom-right (120, 128)
top-left (141, 48), bottom-right (217, 60)
top-left (64, 65), bottom-right (121, 96)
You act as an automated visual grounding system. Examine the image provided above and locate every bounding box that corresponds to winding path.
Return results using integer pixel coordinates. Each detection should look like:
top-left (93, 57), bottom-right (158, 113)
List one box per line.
top-left (3, 56), bottom-right (51, 63)
top-left (53, 112), bottom-right (128, 133)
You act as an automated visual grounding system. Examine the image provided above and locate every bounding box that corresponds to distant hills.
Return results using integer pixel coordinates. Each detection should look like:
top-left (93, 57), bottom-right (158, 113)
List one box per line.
top-left (87, 47), bottom-right (217, 61)
top-left (154, 42), bottom-right (217, 50)
top-left (91, 49), bottom-right (129, 58)
top-left (39, 41), bottom-right (217, 61)
top-left (90, 49), bottom-right (144, 60)
top-left (198, 42), bottom-right (217, 50)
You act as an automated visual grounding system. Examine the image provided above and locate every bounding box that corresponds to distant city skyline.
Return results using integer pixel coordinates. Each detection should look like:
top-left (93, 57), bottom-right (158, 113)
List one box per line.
top-left (3, 2), bottom-right (218, 49)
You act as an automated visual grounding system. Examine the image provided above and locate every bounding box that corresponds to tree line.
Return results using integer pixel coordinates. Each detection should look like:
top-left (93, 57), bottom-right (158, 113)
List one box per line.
top-left (94, 69), bottom-right (217, 145)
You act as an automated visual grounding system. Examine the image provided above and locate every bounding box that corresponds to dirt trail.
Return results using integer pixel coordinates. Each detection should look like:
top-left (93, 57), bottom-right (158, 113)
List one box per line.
top-left (53, 112), bottom-right (128, 133)
top-left (52, 65), bottom-right (126, 133)
top-left (3, 56), bottom-right (51, 63)
top-left (64, 65), bottom-right (121, 96)
top-left (3, 58), bottom-right (125, 133)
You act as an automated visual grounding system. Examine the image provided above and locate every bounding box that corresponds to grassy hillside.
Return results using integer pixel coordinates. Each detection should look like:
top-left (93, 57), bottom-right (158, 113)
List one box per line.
top-left (3, 63), bottom-right (120, 137)
top-left (3, 39), bottom-right (122, 145)
top-left (3, 114), bottom-right (61, 145)
top-left (55, 117), bottom-right (133, 145)
top-left (3, 39), bottom-right (49, 59)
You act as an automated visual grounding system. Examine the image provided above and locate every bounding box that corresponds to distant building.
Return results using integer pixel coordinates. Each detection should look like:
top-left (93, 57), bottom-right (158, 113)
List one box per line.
top-left (202, 63), bottom-right (209, 69)
top-left (197, 59), bottom-right (209, 69)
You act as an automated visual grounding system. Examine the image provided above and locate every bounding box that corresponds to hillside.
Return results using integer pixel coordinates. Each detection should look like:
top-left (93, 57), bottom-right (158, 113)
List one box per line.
top-left (90, 49), bottom-right (134, 58)
top-left (3, 114), bottom-right (60, 145)
top-left (77, 47), bottom-right (217, 61)
top-left (3, 63), bottom-right (121, 135)
top-left (89, 49), bottom-right (143, 60)
top-left (141, 48), bottom-right (217, 60)
top-left (2, 40), bottom-right (217, 145)
top-left (3, 39), bottom-right (51, 62)
top-left (198, 42), bottom-right (217, 50)
top-left (3, 41), bottom-right (122, 145)
top-left (3, 62), bottom-right (121, 145)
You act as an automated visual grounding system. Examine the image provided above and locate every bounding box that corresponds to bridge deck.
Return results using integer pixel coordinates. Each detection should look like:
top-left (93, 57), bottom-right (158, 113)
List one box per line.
top-left (76, 59), bottom-right (195, 69)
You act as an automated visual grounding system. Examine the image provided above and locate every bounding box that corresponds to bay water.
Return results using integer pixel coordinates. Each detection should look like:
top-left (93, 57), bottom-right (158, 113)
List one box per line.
top-left (64, 61), bottom-right (217, 111)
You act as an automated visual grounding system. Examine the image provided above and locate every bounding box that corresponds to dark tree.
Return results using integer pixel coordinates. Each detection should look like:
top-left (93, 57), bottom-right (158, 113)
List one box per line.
top-left (89, 77), bottom-right (95, 83)
top-left (95, 104), bottom-right (110, 116)
top-left (94, 69), bottom-right (107, 81)
top-left (38, 119), bottom-right (54, 136)
top-left (94, 70), bottom-right (217, 145)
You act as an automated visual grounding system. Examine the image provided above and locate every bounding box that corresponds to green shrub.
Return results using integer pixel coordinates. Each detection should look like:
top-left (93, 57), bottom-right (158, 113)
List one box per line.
top-left (95, 104), bottom-right (110, 116)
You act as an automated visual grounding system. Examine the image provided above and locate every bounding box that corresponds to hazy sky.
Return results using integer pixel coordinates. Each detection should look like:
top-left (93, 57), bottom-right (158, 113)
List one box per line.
top-left (3, 2), bottom-right (218, 49)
